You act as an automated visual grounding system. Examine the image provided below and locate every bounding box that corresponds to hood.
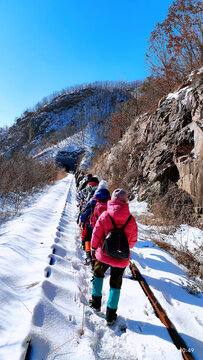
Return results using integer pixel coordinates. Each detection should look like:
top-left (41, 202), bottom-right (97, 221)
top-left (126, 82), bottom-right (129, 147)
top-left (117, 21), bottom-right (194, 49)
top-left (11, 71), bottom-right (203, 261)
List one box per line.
top-left (107, 200), bottom-right (130, 222)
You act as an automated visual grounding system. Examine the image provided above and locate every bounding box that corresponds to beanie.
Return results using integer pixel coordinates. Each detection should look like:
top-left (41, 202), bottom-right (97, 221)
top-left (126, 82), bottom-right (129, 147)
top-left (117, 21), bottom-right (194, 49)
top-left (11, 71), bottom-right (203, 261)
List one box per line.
top-left (98, 180), bottom-right (108, 190)
top-left (111, 189), bottom-right (128, 203)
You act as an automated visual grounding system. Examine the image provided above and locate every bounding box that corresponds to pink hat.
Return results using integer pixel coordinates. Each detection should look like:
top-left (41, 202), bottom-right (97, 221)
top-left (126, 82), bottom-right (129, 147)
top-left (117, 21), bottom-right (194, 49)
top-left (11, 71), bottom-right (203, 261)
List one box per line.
top-left (111, 189), bottom-right (128, 202)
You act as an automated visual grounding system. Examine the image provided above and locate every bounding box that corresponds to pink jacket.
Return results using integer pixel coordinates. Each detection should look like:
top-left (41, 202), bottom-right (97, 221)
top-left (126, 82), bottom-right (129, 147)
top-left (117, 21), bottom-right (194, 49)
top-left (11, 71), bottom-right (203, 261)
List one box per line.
top-left (91, 200), bottom-right (138, 268)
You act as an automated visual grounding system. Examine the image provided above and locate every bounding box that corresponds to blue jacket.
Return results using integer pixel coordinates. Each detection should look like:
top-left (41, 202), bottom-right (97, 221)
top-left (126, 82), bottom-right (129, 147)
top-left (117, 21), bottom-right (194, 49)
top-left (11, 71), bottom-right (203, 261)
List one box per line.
top-left (80, 188), bottom-right (110, 224)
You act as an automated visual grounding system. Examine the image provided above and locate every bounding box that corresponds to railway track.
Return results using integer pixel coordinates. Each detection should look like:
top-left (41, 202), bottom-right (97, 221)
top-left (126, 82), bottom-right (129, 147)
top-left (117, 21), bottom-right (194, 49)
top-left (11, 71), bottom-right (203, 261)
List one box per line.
top-left (129, 261), bottom-right (195, 360)
top-left (25, 260), bottom-right (197, 359)
top-left (23, 175), bottom-right (76, 360)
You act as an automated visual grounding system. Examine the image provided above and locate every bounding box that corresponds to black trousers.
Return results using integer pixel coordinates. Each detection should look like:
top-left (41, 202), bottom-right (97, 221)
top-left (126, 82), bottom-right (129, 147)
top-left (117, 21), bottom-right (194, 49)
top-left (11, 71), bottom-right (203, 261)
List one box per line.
top-left (94, 260), bottom-right (125, 289)
top-left (85, 226), bottom-right (93, 242)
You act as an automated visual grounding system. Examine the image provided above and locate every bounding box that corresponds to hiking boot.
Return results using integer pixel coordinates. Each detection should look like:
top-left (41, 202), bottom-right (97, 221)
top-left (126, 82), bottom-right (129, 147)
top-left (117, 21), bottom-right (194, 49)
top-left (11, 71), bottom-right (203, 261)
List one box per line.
top-left (84, 251), bottom-right (92, 265)
top-left (89, 295), bottom-right (101, 312)
top-left (106, 307), bottom-right (117, 326)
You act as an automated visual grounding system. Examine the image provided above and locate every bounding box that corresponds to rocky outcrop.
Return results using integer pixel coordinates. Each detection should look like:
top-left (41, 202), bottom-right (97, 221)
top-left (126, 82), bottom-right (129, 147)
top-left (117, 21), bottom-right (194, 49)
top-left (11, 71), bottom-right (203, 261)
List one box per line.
top-left (139, 70), bottom-right (203, 213)
top-left (93, 69), bottom-right (203, 213)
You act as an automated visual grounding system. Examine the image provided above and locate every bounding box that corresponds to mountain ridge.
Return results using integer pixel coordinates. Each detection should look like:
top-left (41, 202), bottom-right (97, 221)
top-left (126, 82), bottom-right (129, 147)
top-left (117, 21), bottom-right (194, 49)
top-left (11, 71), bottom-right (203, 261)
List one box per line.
top-left (0, 84), bottom-right (136, 157)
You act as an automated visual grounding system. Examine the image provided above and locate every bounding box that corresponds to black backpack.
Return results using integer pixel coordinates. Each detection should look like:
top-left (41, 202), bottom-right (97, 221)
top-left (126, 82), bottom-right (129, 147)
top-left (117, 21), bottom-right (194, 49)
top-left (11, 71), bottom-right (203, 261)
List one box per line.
top-left (102, 214), bottom-right (132, 259)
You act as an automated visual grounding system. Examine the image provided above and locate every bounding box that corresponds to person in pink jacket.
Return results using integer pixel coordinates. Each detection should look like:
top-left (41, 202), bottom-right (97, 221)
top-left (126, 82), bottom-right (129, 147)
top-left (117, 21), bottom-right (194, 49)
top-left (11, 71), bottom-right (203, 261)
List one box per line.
top-left (89, 188), bottom-right (138, 325)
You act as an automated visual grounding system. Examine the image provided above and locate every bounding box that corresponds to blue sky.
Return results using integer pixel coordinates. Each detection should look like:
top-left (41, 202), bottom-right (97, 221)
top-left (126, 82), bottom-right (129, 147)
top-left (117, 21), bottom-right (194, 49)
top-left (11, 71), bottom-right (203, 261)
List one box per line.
top-left (0, 0), bottom-right (173, 127)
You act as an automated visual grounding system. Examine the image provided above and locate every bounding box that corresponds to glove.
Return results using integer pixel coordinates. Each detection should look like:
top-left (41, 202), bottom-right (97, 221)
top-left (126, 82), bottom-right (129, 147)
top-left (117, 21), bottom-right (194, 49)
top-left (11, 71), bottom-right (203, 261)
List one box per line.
top-left (91, 250), bottom-right (96, 260)
top-left (79, 222), bottom-right (83, 228)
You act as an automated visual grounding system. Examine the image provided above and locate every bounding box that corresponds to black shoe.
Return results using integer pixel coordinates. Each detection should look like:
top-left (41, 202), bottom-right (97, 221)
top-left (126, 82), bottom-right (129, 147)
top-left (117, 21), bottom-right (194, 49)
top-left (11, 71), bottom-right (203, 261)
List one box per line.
top-left (84, 251), bottom-right (92, 265)
top-left (82, 240), bottom-right (85, 250)
top-left (89, 295), bottom-right (101, 312)
top-left (106, 307), bottom-right (117, 326)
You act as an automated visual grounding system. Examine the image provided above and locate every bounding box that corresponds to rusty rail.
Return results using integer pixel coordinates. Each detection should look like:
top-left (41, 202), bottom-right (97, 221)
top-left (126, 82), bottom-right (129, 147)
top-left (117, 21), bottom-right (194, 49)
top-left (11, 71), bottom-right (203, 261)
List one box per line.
top-left (129, 261), bottom-right (195, 360)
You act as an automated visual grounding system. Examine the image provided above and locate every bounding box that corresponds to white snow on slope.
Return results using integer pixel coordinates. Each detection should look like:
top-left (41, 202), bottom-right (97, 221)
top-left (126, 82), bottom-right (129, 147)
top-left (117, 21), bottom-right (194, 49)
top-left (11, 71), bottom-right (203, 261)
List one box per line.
top-left (35, 130), bottom-right (90, 159)
top-left (129, 195), bottom-right (150, 215)
top-left (34, 125), bottom-right (97, 170)
top-left (0, 175), bottom-right (73, 359)
top-left (0, 175), bottom-right (202, 360)
top-left (166, 86), bottom-right (193, 101)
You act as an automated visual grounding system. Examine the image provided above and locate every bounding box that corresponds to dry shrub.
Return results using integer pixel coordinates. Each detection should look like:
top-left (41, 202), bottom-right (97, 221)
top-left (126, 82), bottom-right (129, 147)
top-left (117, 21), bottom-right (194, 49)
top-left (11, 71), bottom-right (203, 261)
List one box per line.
top-left (153, 238), bottom-right (203, 282)
top-left (0, 153), bottom-right (61, 222)
top-left (152, 183), bottom-right (196, 227)
top-left (90, 149), bottom-right (133, 194)
top-left (135, 213), bottom-right (168, 227)
top-left (55, 168), bottom-right (67, 180)
top-left (0, 153), bottom-right (59, 195)
top-left (90, 140), bottom-right (146, 198)
top-left (88, 146), bottom-right (108, 172)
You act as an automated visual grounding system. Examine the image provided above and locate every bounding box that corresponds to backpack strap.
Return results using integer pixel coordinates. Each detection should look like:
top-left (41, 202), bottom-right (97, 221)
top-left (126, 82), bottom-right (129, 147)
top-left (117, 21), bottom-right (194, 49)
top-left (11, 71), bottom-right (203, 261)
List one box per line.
top-left (108, 214), bottom-right (132, 230)
top-left (121, 215), bottom-right (132, 230)
top-left (108, 214), bottom-right (117, 229)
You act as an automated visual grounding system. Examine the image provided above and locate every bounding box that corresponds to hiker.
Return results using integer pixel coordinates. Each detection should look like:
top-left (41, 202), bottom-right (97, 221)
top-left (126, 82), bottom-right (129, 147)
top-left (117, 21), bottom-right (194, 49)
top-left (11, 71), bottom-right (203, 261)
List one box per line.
top-left (76, 175), bottom-right (99, 205)
top-left (80, 180), bottom-right (110, 267)
top-left (76, 171), bottom-right (85, 189)
top-left (90, 180), bottom-right (111, 229)
top-left (78, 173), bottom-right (95, 192)
top-left (76, 176), bottom-right (99, 224)
top-left (76, 173), bottom-right (92, 193)
top-left (89, 188), bottom-right (138, 325)
top-left (77, 176), bottom-right (99, 209)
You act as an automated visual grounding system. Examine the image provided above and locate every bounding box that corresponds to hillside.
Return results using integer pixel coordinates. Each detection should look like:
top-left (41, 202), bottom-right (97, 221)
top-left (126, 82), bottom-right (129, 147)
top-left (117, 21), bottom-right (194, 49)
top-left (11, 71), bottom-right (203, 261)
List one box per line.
top-left (0, 82), bottom-right (143, 223)
top-left (0, 84), bottom-right (135, 158)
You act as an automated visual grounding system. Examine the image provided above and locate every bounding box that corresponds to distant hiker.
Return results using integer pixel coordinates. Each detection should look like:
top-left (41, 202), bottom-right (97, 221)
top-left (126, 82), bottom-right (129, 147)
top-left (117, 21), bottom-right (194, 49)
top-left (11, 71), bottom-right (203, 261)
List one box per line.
top-left (89, 189), bottom-right (138, 325)
top-left (90, 181), bottom-right (110, 229)
top-left (76, 176), bottom-right (99, 207)
top-left (76, 173), bottom-right (91, 193)
top-left (76, 175), bottom-right (99, 223)
top-left (80, 180), bottom-right (110, 268)
top-left (76, 171), bottom-right (85, 188)
top-left (78, 173), bottom-right (93, 191)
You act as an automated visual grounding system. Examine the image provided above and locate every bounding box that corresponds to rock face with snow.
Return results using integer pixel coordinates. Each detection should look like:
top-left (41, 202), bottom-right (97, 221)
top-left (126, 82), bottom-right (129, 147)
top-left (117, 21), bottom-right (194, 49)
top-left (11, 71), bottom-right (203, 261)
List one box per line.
top-left (139, 71), bottom-right (202, 212)
top-left (93, 70), bottom-right (203, 213)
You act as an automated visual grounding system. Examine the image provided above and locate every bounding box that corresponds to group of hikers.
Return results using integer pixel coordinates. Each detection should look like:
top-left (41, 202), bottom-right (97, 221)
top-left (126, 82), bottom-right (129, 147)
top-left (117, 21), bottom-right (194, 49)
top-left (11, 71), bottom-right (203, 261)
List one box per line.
top-left (75, 171), bottom-right (138, 326)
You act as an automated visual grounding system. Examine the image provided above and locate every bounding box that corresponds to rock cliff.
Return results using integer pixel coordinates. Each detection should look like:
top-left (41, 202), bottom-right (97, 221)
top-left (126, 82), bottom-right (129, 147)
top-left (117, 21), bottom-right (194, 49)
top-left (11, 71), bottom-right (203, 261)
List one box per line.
top-left (92, 69), bottom-right (203, 214)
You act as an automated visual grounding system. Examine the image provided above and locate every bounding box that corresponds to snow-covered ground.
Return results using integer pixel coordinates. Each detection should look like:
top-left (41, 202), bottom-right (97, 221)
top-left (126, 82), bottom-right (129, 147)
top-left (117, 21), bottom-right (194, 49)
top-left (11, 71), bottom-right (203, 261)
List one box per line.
top-left (129, 197), bottom-right (203, 261)
top-left (0, 174), bottom-right (202, 360)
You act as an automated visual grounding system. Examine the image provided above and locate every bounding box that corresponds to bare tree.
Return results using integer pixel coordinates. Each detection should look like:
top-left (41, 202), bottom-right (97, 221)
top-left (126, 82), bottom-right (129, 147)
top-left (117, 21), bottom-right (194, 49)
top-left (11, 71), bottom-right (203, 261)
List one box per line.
top-left (146, 0), bottom-right (203, 85)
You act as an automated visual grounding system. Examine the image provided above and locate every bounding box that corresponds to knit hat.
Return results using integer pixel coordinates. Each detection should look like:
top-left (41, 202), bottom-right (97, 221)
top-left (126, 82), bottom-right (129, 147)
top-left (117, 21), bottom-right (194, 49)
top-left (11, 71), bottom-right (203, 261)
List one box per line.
top-left (111, 189), bottom-right (128, 203)
top-left (98, 180), bottom-right (108, 190)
